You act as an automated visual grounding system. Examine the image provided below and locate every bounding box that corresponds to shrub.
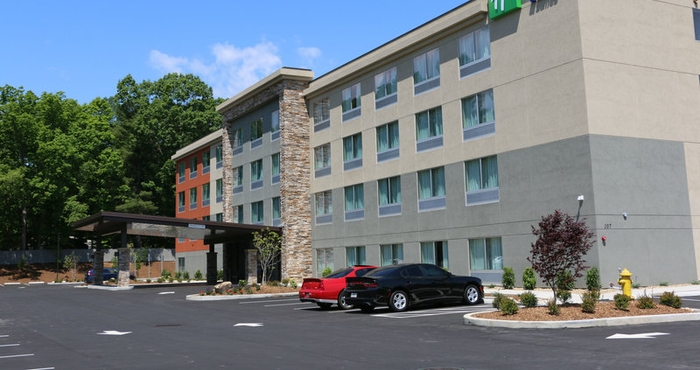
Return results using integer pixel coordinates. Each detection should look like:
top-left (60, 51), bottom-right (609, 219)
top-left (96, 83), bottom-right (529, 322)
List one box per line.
top-left (254, 283), bottom-right (261, 291)
top-left (157, 277), bottom-right (164, 283)
top-left (557, 290), bottom-right (572, 305)
top-left (659, 291), bottom-right (682, 309)
top-left (636, 294), bottom-right (656, 309)
top-left (268, 280), bottom-right (280, 286)
top-left (322, 267), bottom-right (332, 277)
top-left (499, 297), bottom-right (519, 315)
top-left (522, 267), bottom-right (537, 290)
top-left (290, 278), bottom-right (298, 289)
top-left (146, 279), bottom-right (151, 283)
top-left (585, 267), bottom-right (601, 291)
top-left (282, 278), bottom-right (290, 286)
top-left (547, 299), bottom-right (560, 315)
top-left (238, 279), bottom-right (248, 288)
top-left (183, 271), bottom-right (190, 281)
top-left (581, 291), bottom-right (598, 313)
top-left (501, 267), bottom-right (515, 289)
top-left (194, 270), bottom-right (203, 280)
top-left (492, 292), bottom-right (506, 310)
top-left (556, 270), bottom-right (575, 291)
top-left (161, 270), bottom-right (171, 279)
top-left (614, 294), bottom-right (631, 311)
top-left (519, 291), bottom-right (538, 308)
top-left (217, 269), bottom-right (223, 281)
top-left (245, 286), bottom-right (253, 294)
top-left (174, 271), bottom-right (182, 279)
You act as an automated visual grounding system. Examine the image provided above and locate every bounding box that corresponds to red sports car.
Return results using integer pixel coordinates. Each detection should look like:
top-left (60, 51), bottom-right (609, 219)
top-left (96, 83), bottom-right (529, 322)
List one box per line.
top-left (299, 265), bottom-right (378, 309)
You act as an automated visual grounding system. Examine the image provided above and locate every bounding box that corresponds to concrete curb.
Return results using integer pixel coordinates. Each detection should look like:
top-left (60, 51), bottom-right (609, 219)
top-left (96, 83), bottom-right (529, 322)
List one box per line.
top-left (85, 284), bottom-right (135, 291)
top-left (186, 292), bottom-right (298, 301)
top-left (464, 309), bottom-right (700, 329)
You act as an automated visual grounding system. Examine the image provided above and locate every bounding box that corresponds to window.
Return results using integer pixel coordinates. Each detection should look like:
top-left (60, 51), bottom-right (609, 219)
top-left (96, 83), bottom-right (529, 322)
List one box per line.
top-left (469, 237), bottom-right (502, 270)
top-left (346, 246), bottom-right (366, 266)
top-left (178, 191), bottom-right (185, 213)
top-left (216, 213), bottom-right (223, 222)
top-left (178, 162), bottom-right (186, 183)
top-left (178, 257), bottom-right (185, 273)
top-left (234, 205), bottom-right (243, 224)
top-left (342, 83), bottom-right (361, 122)
top-left (315, 190), bottom-right (333, 224)
top-left (421, 241), bottom-right (449, 269)
top-left (233, 166), bottom-right (243, 194)
top-left (313, 98), bottom-right (330, 131)
top-left (378, 176), bottom-right (401, 217)
top-left (202, 151), bottom-right (211, 174)
top-left (216, 179), bottom-right (223, 202)
top-left (189, 157), bottom-right (198, 179)
top-left (189, 188), bottom-right (197, 210)
top-left (344, 184), bottom-right (364, 221)
top-left (202, 183), bottom-right (210, 207)
top-left (251, 159), bottom-right (263, 189)
top-left (462, 89), bottom-right (495, 140)
top-left (380, 244), bottom-right (403, 266)
top-left (458, 26), bottom-right (491, 77)
top-left (465, 155), bottom-right (499, 205)
top-left (202, 215), bottom-right (210, 221)
top-left (375, 68), bottom-right (397, 109)
top-left (215, 145), bottom-right (223, 168)
top-left (413, 48), bottom-right (440, 94)
top-left (271, 153), bottom-right (280, 184)
top-left (252, 201), bottom-right (264, 224)
top-left (232, 128), bottom-right (243, 155)
top-left (316, 248), bottom-right (334, 276)
top-left (250, 118), bottom-right (263, 148)
top-left (343, 133), bottom-right (362, 171)
top-left (418, 167), bottom-right (446, 211)
top-left (415, 107), bottom-right (443, 151)
top-left (270, 110), bottom-right (280, 141)
top-left (314, 143), bottom-right (331, 177)
top-left (376, 121), bottom-right (399, 162)
top-left (272, 197), bottom-right (281, 226)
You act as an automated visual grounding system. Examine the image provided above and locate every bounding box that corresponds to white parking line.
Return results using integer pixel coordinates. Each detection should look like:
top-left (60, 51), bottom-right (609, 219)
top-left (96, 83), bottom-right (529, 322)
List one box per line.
top-left (264, 302), bottom-right (308, 308)
top-left (0, 343), bottom-right (19, 347)
top-left (0, 335), bottom-right (8, 338)
top-left (0, 353), bottom-right (34, 359)
top-left (238, 298), bottom-right (299, 305)
top-left (372, 307), bottom-right (487, 319)
top-left (26, 367), bottom-right (56, 370)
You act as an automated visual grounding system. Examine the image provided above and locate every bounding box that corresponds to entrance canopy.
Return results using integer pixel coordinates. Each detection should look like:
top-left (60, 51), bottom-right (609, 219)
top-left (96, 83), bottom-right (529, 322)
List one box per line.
top-left (72, 211), bottom-right (280, 244)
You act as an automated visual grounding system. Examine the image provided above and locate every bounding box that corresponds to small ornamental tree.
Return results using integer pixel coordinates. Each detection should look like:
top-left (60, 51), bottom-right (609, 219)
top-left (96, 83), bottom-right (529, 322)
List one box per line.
top-left (527, 210), bottom-right (595, 301)
top-left (252, 227), bottom-right (283, 284)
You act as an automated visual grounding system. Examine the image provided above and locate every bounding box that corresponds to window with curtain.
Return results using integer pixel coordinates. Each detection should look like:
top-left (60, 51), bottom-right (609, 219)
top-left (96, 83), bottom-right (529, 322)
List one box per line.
top-left (178, 162), bottom-right (185, 182)
top-left (189, 188), bottom-right (197, 209)
top-left (250, 118), bottom-right (263, 141)
top-left (272, 197), bottom-right (281, 221)
top-left (375, 67), bottom-right (397, 100)
top-left (418, 167), bottom-right (445, 199)
top-left (216, 213), bottom-right (224, 222)
top-left (215, 145), bottom-right (223, 167)
top-left (415, 107), bottom-right (443, 141)
top-left (376, 121), bottom-right (399, 153)
top-left (233, 166), bottom-right (243, 186)
top-left (459, 26), bottom-right (490, 66)
top-left (271, 153), bottom-right (280, 178)
top-left (466, 156), bottom-right (499, 192)
top-left (380, 244), bottom-right (403, 266)
top-left (233, 128), bottom-right (243, 149)
top-left (413, 48), bottom-right (440, 84)
top-left (344, 184), bottom-right (364, 211)
top-left (313, 98), bottom-right (330, 123)
top-left (178, 191), bottom-right (185, 212)
top-left (378, 176), bottom-right (401, 206)
top-left (346, 246), bottom-right (366, 267)
top-left (314, 143), bottom-right (331, 170)
top-left (341, 83), bottom-right (361, 113)
top-left (251, 201), bottom-right (264, 223)
top-left (420, 241), bottom-right (449, 269)
top-left (317, 248), bottom-right (334, 276)
top-left (202, 151), bottom-right (210, 172)
top-left (462, 89), bottom-right (495, 128)
top-left (271, 110), bottom-right (280, 134)
top-left (315, 190), bottom-right (332, 215)
top-left (189, 156), bottom-right (197, 178)
top-left (251, 160), bottom-right (263, 182)
top-left (202, 183), bottom-right (210, 206)
top-left (469, 237), bottom-right (502, 270)
top-left (343, 133), bottom-right (362, 162)
top-left (215, 179), bottom-right (223, 202)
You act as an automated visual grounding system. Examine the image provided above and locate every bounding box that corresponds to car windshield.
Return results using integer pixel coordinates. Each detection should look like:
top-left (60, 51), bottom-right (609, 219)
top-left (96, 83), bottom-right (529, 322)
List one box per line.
top-left (326, 267), bottom-right (354, 279)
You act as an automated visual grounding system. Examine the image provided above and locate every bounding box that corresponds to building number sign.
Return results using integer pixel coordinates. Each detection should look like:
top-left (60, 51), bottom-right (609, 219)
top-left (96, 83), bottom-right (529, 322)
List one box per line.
top-left (488, 0), bottom-right (522, 20)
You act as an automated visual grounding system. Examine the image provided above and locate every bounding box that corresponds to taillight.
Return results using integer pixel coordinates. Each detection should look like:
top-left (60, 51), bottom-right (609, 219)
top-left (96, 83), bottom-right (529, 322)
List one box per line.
top-left (358, 281), bottom-right (377, 288)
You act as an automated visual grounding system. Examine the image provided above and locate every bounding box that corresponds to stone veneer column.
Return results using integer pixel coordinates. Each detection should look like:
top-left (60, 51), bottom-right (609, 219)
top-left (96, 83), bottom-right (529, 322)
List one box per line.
top-left (278, 80), bottom-right (312, 282)
top-left (246, 249), bottom-right (258, 284)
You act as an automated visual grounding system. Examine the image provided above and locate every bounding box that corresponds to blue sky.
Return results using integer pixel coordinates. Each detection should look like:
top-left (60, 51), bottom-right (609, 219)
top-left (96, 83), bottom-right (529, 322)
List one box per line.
top-left (2, 1), bottom-right (469, 105)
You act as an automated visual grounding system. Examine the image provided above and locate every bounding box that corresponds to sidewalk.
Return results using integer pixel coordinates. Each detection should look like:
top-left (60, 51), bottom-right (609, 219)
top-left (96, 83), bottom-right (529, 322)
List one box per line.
top-left (483, 284), bottom-right (700, 304)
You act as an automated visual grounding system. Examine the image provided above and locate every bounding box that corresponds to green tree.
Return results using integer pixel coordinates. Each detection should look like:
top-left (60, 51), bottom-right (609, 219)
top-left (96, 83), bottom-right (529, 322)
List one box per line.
top-left (252, 227), bottom-right (282, 284)
top-left (527, 210), bottom-right (595, 301)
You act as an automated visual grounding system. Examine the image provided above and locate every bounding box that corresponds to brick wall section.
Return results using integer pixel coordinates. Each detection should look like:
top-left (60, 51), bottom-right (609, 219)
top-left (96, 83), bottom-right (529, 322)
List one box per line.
top-left (220, 79), bottom-right (312, 282)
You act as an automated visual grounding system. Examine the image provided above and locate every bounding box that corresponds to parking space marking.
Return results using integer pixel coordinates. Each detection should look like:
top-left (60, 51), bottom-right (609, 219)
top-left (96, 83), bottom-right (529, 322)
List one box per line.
top-left (0, 343), bottom-right (19, 347)
top-left (238, 298), bottom-right (299, 305)
top-left (0, 353), bottom-right (34, 359)
top-left (372, 306), bottom-right (490, 319)
top-left (264, 302), bottom-right (308, 308)
top-left (0, 335), bottom-right (8, 338)
top-left (27, 367), bottom-right (55, 370)
top-left (682, 298), bottom-right (700, 302)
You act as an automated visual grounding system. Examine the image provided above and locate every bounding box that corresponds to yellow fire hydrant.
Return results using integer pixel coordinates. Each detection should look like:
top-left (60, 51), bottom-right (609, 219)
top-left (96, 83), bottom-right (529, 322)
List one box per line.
top-left (618, 268), bottom-right (633, 298)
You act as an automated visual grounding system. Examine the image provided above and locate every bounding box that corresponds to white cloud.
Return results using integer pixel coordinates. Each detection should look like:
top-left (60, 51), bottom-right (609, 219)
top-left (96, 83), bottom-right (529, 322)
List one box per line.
top-left (149, 41), bottom-right (283, 99)
top-left (296, 46), bottom-right (322, 69)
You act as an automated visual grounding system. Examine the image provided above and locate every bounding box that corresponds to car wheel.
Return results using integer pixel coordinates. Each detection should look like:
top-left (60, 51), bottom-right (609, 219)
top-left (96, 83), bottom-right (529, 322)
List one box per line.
top-left (337, 290), bottom-right (353, 310)
top-left (317, 303), bottom-right (332, 310)
top-left (463, 285), bottom-right (480, 305)
top-left (360, 305), bottom-right (375, 313)
top-left (389, 290), bottom-right (409, 312)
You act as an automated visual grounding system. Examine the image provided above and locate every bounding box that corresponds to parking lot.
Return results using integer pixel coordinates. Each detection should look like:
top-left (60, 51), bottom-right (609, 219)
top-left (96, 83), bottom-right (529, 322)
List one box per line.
top-left (2, 284), bottom-right (700, 369)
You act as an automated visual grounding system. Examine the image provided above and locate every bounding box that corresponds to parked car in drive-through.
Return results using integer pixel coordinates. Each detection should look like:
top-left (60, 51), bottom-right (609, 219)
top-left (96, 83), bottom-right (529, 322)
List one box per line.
top-left (84, 268), bottom-right (134, 283)
top-left (299, 265), bottom-right (378, 309)
top-left (344, 263), bottom-right (484, 313)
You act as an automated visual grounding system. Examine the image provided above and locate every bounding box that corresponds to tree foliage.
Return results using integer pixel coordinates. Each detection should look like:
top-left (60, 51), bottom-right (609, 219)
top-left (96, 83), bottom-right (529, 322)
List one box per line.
top-left (252, 228), bottom-right (282, 284)
top-left (527, 210), bottom-right (595, 300)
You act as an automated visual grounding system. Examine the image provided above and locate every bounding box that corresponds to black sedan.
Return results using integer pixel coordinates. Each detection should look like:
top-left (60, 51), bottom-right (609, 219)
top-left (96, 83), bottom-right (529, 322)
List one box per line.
top-left (344, 263), bottom-right (483, 312)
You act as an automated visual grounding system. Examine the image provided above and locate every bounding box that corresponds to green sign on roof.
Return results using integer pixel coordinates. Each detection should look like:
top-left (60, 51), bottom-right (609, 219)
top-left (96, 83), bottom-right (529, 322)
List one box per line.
top-left (488, 0), bottom-right (522, 20)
